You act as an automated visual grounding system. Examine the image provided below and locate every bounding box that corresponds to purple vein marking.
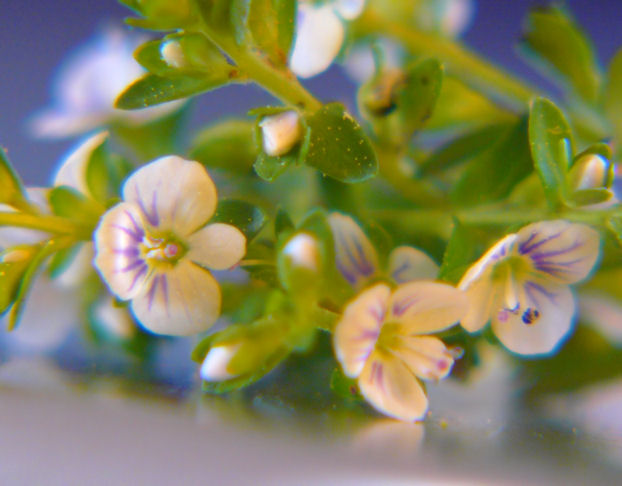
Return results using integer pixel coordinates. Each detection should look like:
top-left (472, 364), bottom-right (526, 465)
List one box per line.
top-left (147, 275), bottom-right (160, 311)
top-left (524, 281), bottom-right (556, 307)
top-left (336, 260), bottom-right (357, 285)
top-left (119, 258), bottom-right (145, 274)
top-left (160, 274), bottom-right (170, 316)
top-left (127, 264), bottom-right (148, 293)
top-left (392, 295), bottom-right (419, 317)
top-left (392, 261), bottom-right (410, 282)
top-left (112, 222), bottom-right (143, 243)
top-left (519, 231), bottom-right (562, 255)
top-left (530, 240), bottom-right (582, 261)
top-left (370, 361), bottom-right (385, 392)
top-left (369, 302), bottom-right (386, 324)
top-left (135, 185), bottom-right (160, 227)
top-left (113, 247), bottom-right (140, 258)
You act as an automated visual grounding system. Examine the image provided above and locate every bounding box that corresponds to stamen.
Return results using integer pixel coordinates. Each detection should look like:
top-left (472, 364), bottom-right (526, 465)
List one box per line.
top-left (521, 307), bottom-right (540, 325)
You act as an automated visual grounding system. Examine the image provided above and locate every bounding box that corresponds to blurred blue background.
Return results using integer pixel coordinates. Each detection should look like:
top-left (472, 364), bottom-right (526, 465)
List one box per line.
top-left (0, 0), bottom-right (620, 185)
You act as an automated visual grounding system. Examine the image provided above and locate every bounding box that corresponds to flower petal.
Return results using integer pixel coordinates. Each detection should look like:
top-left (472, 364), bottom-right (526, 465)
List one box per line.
top-left (516, 220), bottom-right (600, 285)
top-left (492, 281), bottom-right (575, 356)
top-left (131, 259), bottom-right (221, 336)
top-left (388, 246), bottom-right (438, 283)
top-left (187, 223), bottom-right (246, 270)
top-left (458, 233), bottom-right (517, 290)
top-left (328, 213), bottom-right (379, 287)
top-left (334, 0), bottom-right (365, 20)
top-left (460, 276), bottom-right (498, 333)
top-left (290, 4), bottom-right (344, 78)
top-left (94, 202), bottom-right (150, 300)
top-left (122, 156), bottom-right (217, 236)
top-left (392, 335), bottom-right (454, 381)
top-left (388, 281), bottom-right (468, 335)
top-left (358, 350), bottom-right (428, 422)
top-left (53, 131), bottom-right (108, 194)
top-left (334, 283), bottom-right (391, 377)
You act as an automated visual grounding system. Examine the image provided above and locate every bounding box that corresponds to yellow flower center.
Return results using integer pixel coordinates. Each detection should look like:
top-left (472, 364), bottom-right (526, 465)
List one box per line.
top-left (141, 233), bottom-right (187, 266)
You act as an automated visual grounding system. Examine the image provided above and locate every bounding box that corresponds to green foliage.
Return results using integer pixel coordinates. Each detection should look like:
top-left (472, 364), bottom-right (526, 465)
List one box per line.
top-left (519, 6), bottom-right (601, 102)
top-left (49, 187), bottom-right (104, 226)
top-left (85, 139), bottom-right (132, 206)
top-left (528, 97), bottom-right (574, 210)
top-left (190, 119), bottom-right (257, 172)
top-left (0, 246), bottom-right (34, 315)
top-left (305, 103), bottom-right (378, 183)
top-left (0, 147), bottom-right (32, 213)
top-left (451, 118), bottom-right (532, 206)
top-left (116, 73), bottom-right (233, 110)
top-left (438, 219), bottom-right (486, 284)
top-left (211, 199), bottom-right (267, 242)
top-left (120, 0), bottom-right (196, 30)
top-left (330, 367), bottom-right (363, 403)
top-left (604, 49), bottom-right (622, 152)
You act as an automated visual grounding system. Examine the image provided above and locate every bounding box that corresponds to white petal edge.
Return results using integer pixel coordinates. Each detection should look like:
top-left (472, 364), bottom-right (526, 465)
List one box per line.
top-left (334, 283), bottom-right (391, 377)
top-left (122, 156), bottom-right (218, 236)
top-left (328, 212), bottom-right (379, 287)
top-left (290, 4), bottom-right (344, 79)
top-left (187, 223), bottom-right (246, 270)
top-left (388, 281), bottom-right (468, 335)
top-left (53, 131), bottom-right (108, 194)
top-left (388, 246), bottom-right (439, 283)
top-left (358, 351), bottom-right (428, 422)
top-left (334, 0), bottom-right (366, 20)
top-left (131, 259), bottom-right (221, 336)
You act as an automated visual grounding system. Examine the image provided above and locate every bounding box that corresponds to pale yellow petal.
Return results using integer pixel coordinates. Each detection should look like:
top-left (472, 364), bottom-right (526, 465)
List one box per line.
top-left (387, 281), bottom-right (468, 335)
top-left (334, 284), bottom-right (391, 377)
top-left (460, 276), bottom-right (497, 333)
top-left (187, 223), bottom-right (246, 270)
top-left (131, 259), bottom-right (221, 336)
top-left (358, 351), bottom-right (428, 422)
top-left (388, 246), bottom-right (439, 283)
top-left (122, 156), bottom-right (217, 236)
top-left (392, 335), bottom-right (454, 381)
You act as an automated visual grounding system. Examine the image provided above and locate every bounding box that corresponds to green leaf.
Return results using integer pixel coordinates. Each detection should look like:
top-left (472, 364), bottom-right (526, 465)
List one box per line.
top-left (0, 147), bottom-right (31, 212)
top-left (49, 187), bottom-right (103, 225)
top-left (116, 73), bottom-right (232, 109)
top-left (211, 199), bottom-right (267, 242)
top-left (438, 219), bottom-right (486, 284)
top-left (606, 214), bottom-right (622, 246)
top-left (528, 97), bottom-right (574, 210)
top-left (84, 138), bottom-right (132, 206)
top-left (604, 48), bottom-right (622, 152)
top-left (519, 6), bottom-right (601, 101)
top-left (274, 208), bottom-right (294, 237)
top-left (245, 0), bottom-right (297, 65)
top-left (305, 103), bottom-right (378, 183)
top-left (0, 246), bottom-right (34, 315)
top-left (254, 153), bottom-right (295, 181)
top-left (190, 120), bottom-right (257, 172)
top-left (330, 367), bottom-right (363, 403)
top-left (230, 0), bottom-right (252, 44)
top-left (567, 188), bottom-right (613, 207)
top-left (121, 0), bottom-right (195, 31)
top-left (451, 118), bottom-right (533, 206)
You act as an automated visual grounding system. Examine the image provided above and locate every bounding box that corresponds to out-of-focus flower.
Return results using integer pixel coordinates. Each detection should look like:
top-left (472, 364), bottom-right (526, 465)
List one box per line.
top-left (94, 156), bottom-right (246, 336)
top-left (31, 27), bottom-right (183, 138)
top-left (334, 281), bottom-right (467, 421)
top-left (415, 0), bottom-right (474, 37)
top-left (290, 0), bottom-right (366, 78)
top-left (281, 232), bottom-right (320, 272)
top-left (328, 212), bottom-right (439, 288)
top-left (579, 292), bottom-right (622, 344)
top-left (259, 111), bottom-right (302, 157)
top-left (91, 295), bottom-right (137, 341)
top-left (459, 220), bottom-right (600, 355)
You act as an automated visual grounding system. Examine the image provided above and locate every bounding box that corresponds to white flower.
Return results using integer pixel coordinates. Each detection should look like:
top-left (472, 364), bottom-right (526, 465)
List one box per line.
top-left (30, 27), bottom-right (183, 138)
top-left (328, 212), bottom-right (439, 288)
top-left (282, 232), bottom-right (320, 271)
top-left (290, 0), bottom-right (366, 78)
top-left (94, 156), bottom-right (246, 336)
top-left (259, 111), bottom-right (302, 157)
top-left (334, 281), bottom-right (468, 421)
top-left (200, 343), bottom-right (242, 381)
top-left (458, 220), bottom-right (600, 355)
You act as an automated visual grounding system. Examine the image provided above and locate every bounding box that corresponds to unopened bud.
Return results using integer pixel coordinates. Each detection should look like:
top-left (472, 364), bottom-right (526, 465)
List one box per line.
top-left (259, 111), bottom-right (302, 157)
top-left (160, 40), bottom-right (186, 69)
top-left (569, 153), bottom-right (609, 190)
top-left (200, 343), bottom-right (241, 381)
top-left (282, 233), bottom-right (320, 272)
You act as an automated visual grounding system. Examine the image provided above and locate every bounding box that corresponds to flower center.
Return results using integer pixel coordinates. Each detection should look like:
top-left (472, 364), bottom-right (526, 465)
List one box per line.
top-left (141, 233), bottom-right (187, 265)
top-left (376, 322), bottom-right (401, 352)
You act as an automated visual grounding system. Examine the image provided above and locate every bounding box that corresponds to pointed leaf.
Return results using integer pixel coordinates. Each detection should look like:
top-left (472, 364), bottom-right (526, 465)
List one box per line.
top-left (438, 219), bottom-right (486, 284)
top-left (211, 199), bottom-right (267, 242)
top-left (0, 147), bottom-right (31, 212)
top-left (190, 120), bottom-right (257, 172)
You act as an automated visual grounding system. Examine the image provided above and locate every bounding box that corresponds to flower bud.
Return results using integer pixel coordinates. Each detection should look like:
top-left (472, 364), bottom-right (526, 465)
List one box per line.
top-left (160, 40), bottom-right (186, 69)
top-left (282, 233), bottom-right (320, 272)
top-left (259, 111), bottom-right (302, 157)
top-left (200, 343), bottom-right (242, 381)
top-left (569, 153), bottom-right (611, 192)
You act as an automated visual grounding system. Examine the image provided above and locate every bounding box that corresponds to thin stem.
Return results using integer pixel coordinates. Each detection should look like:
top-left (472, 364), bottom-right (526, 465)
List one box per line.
top-left (239, 259), bottom-right (275, 267)
top-left (0, 212), bottom-right (88, 238)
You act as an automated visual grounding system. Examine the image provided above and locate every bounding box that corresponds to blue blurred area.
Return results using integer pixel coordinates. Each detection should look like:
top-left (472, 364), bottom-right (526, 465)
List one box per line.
top-left (0, 0), bottom-right (620, 185)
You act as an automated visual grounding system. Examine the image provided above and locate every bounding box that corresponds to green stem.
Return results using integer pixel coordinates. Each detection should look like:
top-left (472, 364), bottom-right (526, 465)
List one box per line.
top-left (0, 212), bottom-right (87, 238)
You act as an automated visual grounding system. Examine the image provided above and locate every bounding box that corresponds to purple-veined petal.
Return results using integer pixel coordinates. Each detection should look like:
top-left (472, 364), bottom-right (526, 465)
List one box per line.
top-left (94, 202), bottom-right (150, 300)
top-left (515, 220), bottom-right (600, 285)
top-left (460, 275), bottom-right (498, 333)
top-left (53, 131), bottom-right (108, 195)
top-left (328, 212), bottom-right (379, 288)
top-left (334, 284), bottom-right (391, 377)
top-left (131, 259), bottom-right (221, 336)
top-left (334, 0), bottom-right (365, 20)
top-left (358, 350), bottom-right (428, 422)
top-left (492, 281), bottom-right (575, 356)
top-left (187, 223), bottom-right (246, 271)
top-left (387, 281), bottom-right (468, 335)
top-left (392, 335), bottom-right (454, 381)
top-left (458, 233), bottom-right (517, 290)
top-left (290, 3), bottom-right (344, 79)
top-left (122, 156), bottom-right (218, 236)
top-left (388, 246), bottom-right (438, 283)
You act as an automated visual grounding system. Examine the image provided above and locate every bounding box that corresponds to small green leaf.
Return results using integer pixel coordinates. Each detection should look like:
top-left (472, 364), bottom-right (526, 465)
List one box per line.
top-left (438, 219), bottom-right (486, 284)
top-left (528, 97), bottom-right (574, 209)
top-left (246, 0), bottom-right (297, 65)
top-left (116, 73), bottom-right (232, 109)
top-left (519, 6), bottom-right (601, 101)
top-left (305, 103), bottom-right (378, 183)
top-left (604, 49), bottom-right (622, 153)
top-left (84, 138), bottom-right (132, 206)
top-left (274, 208), bottom-right (294, 237)
top-left (254, 153), bottom-right (295, 181)
top-left (0, 246), bottom-right (34, 315)
top-left (49, 187), bottom-right (103, 225)
top-left (567, 188), bottom-right (613, 207)
top-left (451, 118), bottom-right (533, 206)
top-left (190, 120), bottom-right (257, 172)
top-left (0, 147), bottom-right (31, 212)
top-left (121, 0), bottom-right (195, 31)
top-left (230, 0), bottom-right (252, 44)
top-left (211, 199), bottom-right (267, 242)
top-left (606, 214), bottom-right (622, 246)
top-left (330, 367), bottom-right (363, 403)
